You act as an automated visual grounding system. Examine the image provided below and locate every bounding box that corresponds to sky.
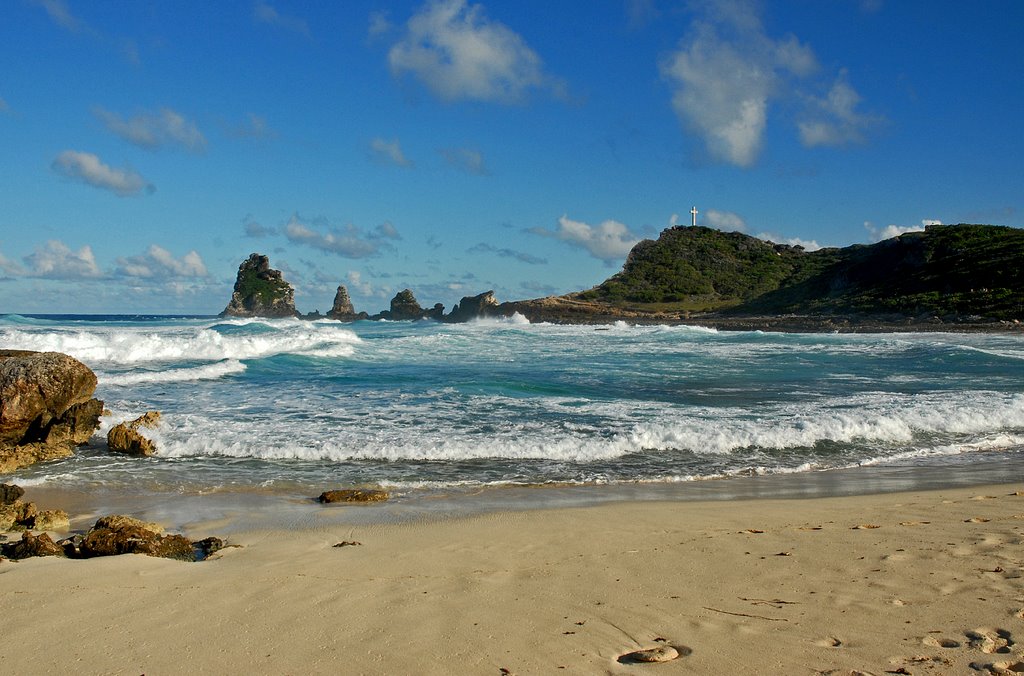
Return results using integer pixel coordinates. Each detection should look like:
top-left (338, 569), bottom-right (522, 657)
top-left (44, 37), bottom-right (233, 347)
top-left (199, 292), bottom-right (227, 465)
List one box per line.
top-left (1, 0), bottom-right (1022, 315)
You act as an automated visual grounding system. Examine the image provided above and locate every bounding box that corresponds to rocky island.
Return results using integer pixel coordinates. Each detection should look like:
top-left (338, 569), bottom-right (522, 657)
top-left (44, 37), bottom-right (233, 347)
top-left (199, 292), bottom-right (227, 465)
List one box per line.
top-left (226, 223), bottom-right (1023, 331)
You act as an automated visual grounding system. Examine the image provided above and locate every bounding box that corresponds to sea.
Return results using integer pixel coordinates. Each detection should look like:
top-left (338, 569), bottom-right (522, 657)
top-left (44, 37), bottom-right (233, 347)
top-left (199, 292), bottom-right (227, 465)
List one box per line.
top-left (2, 313), bottom-right (1023, 529)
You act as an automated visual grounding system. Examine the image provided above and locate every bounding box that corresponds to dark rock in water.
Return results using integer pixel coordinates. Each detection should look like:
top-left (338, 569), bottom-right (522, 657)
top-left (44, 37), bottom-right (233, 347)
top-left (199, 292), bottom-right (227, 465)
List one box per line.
top-left (387, 289), bottom-right (426, 321)
top-left (427, 303), bottom-right (445, 321)
top-left (79, 514), bottom-right (194, 561)
top-left (446, 290), bottom-right (499, 323)
top-left (2, 531), bottom-right (64, 559)
top-left (318, 489), bottom-right (389, 504)
top-left (326, 285), bottom-right (358, 320)
top-left (0, 483), bottom-right (24, 505)
top-left (220, 253), bottom-right (299, 318)
top-left (193, 536), bottom-right (225, 560)
top-left (106, 411), bottom-right (161, 457)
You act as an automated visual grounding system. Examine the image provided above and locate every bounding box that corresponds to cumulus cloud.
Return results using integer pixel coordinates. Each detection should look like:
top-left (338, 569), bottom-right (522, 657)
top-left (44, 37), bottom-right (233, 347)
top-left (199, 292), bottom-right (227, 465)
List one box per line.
top-left (284, 214), bottom-right (397, 258)
top-left (440, 146), bottom-right (489, 175)
top-left (370, 137), bottom-right (413, 167)
top-left (94, 106), bottom-right (207, 153)
top-left (798, 71), bottom-right (884, 147)
top-left (51, 150), bottom-right (154, 197)
top-left (346, 270), bottom-right (387, 298)
top-left (115, 245), bottom-right (208, 279)
top-left (254, 1), bottom-right (310, 36)
top-left (467, 242), bottom-right (547, 265)
top-left (661, 0), bottom-right (879, 166)
top-left (704, 208), bottom-right (747, 232)
top-left (863, 220), bottom-right (931, 242)
top-left (388, 0), bottom-right (562, 104)
top-left (530, 215), bottom-right (641, 262)
top-left (24, 240), bottom-right (103, 279)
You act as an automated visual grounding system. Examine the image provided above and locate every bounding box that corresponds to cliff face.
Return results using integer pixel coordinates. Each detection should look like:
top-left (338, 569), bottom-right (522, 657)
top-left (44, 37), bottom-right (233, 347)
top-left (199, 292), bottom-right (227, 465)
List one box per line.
top-left (220, 253), bottom-right (298, 318)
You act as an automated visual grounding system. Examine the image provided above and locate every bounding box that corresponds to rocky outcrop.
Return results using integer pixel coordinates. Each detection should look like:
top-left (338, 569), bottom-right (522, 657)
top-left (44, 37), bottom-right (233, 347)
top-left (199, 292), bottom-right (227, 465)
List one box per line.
top-left (3, 531), bottom-right (63, 559)
top-left (0, 484), bottom-right (69, 533)
top-left (77, 515), bottom-right (195, 561)
top-left (220, 253), bottom-right (299, 318)
top-left (0, 350), bottom-right (103, 472)
top-left (107, 411), bottom-right (160, 457)
top-left (446, 290), bottom-right (500, 323)
top-left (373, 289), bottom-right (433, 321)
top-left (326, 285), bottom-right (368, 321)
top-left (318, 489), bottom-right (389, 504)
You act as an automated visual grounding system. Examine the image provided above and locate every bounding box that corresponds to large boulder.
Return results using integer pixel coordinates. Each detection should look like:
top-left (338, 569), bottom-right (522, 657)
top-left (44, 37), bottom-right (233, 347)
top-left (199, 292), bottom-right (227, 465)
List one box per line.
top-left (107, 411), bottom-right (161, 457)
top-left (0, 350), bottom-right (103, 472)
top-left (220, 253), bottom-right (299, 318)
top-left (1, 531), bottom-right (64, 559)
top-left (78, 515), bottom-right (195, 561)
top-left (318, 489), bottom-right (389, 504)
top-left (446, 290), bottom-right (499, 323)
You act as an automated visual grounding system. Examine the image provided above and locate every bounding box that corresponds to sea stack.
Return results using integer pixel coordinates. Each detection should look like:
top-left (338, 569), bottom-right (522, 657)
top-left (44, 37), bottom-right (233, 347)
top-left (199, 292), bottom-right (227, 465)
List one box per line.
top-left (326, 285), bottom-right (366, 321)
top-left (220, 253), bottom-right (299, 318)
top-left (446, 290), bottom-right (499, 323)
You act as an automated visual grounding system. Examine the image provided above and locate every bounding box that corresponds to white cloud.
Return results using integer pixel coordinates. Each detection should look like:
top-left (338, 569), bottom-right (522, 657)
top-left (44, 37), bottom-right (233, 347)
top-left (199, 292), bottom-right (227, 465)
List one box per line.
top-left (32, 0), bottom-right (89, 33)
top-left (704, 209), bottom-right (747, 232)
top-left (388, 0), bottom-right (562, 104)
top-left (115, 245), bottom-right (208, 279)
top-left (254, 1), bottom-right (311, 37)
top-left (51, 150), bottom-right (153, 197)
top-left (798, 71), bottom-right (884, 147)
top-left (370, 137), bottom-right (413, 167)
top-left (0, 246), bottom-right (23, 276)
top-left (368, 10), bottom-right (393, 38)
top-left (863, 220), bottom-right (930, 242)
top-left (754, 232), bottom-right (822, 251)
top-left (661, 0), bottom-right (880, 167)
top-left (439, 146), bottom-right (488, 175)
top-left (93, 106), bottom-right (207, 153)
top-left (346, 270), bottom-right (384, 298)
top-left (24, 240), bottom-right (102, 279)
top-left (243, 218), bottom-right (277, 238)
top-left (284, 214), bottom-right (396, 258)
top-left (531, 215), bottom-right (641, 261)
top-left (375, 222), bottom-right (402, 240)
top-left (468, 242), bottom-right (547, 264)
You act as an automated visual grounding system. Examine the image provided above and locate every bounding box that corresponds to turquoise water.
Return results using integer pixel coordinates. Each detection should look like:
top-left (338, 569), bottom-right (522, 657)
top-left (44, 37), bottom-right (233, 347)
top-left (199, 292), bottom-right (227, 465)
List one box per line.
top-left (2, 314), bottom-right (1023, 500)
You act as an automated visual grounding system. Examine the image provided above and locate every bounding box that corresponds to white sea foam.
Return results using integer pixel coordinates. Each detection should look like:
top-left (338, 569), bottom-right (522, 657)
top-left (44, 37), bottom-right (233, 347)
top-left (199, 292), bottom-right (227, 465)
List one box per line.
top-left (0, 323), bottom-right (360, 365)
top-left (99, 359), bottom-right (247, 386)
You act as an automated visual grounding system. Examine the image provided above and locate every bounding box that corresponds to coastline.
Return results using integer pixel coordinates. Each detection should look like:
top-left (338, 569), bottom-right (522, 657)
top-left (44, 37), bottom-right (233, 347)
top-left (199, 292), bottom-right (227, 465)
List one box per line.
top-left (2, 481), bottom-right (1022, 674)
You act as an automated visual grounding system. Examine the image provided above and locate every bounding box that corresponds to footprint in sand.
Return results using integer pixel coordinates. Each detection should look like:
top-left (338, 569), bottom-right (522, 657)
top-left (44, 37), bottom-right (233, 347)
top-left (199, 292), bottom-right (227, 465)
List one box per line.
top-left (814, 637), bottom-right (843, 648)
top-left (617, 644), bottom-right (692, 664)
top-left (967, 628), bottom-right (1015, 654)
top-left (966, 517), bottom-right (993, 523)
top-left (922, 636), bottom-right (961, 649)
top-left (899, 520), bottom-right (930, 526)
top-left (987, 660), bottom-right (1024, 675)
top-left (851, 524), bottom-right (881, 530)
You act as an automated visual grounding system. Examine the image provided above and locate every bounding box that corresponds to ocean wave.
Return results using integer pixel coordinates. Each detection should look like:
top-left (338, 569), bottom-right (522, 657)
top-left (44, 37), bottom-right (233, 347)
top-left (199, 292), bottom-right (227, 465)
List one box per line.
top-left (100, 359), bottom-right (248, 386)
top-left (0, 322), bottom-right (361, 365)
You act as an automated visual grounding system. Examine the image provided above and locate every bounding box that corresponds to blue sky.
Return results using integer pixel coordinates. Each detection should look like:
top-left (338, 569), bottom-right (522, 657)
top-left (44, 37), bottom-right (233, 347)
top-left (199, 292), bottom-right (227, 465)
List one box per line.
top-left (1, 0), bottom-right (1021, 314)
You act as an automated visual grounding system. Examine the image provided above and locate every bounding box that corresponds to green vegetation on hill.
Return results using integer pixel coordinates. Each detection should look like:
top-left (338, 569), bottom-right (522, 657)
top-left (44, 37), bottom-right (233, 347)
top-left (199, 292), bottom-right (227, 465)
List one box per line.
top-left (578, 224), bottom-right (1024, 320)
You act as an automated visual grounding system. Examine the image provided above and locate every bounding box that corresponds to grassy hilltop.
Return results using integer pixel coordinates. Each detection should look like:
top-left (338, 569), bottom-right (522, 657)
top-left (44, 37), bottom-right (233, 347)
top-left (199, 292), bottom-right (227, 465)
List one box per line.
top-left (575, 224), bottom-right (1024, 321)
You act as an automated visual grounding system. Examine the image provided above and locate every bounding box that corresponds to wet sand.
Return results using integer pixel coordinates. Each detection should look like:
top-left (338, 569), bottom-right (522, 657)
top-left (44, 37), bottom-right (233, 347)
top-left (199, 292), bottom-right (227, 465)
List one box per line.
top-left (2, 482), bottom-right (1022, 674)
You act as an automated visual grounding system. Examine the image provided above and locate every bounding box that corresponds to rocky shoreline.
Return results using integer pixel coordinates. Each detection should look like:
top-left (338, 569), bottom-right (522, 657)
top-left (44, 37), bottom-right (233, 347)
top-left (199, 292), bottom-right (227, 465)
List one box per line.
top-left (219, 252), bottom-right (1023, 334)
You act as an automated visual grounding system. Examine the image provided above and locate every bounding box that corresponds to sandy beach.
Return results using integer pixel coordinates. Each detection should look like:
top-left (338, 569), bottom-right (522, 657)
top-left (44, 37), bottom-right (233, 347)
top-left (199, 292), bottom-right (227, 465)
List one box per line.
top-left (1, 483), bottom-right (1021, 675)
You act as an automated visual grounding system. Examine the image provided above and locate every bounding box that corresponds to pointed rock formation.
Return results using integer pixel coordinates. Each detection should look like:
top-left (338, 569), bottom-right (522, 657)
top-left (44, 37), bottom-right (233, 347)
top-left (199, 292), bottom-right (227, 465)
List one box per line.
top-left (376, 289), bottom-right (431, 321)
top-left (220, 253), bottom-right (298, 318)
top-left (326, 285), bottom-right (367, 321)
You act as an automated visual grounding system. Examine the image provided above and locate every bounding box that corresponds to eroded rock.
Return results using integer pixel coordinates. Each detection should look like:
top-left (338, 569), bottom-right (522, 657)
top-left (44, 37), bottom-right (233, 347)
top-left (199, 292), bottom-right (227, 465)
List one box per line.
top-left (79, 515), bottom-right (193, 561)
top-left (107, 411), bottom-right (161, 457)
top-left (318, 489), bottom-right (389, 504)
top-left (220, 253), bottom-right (299, 318)
top-left (2, 531), bottom-right (64, 559)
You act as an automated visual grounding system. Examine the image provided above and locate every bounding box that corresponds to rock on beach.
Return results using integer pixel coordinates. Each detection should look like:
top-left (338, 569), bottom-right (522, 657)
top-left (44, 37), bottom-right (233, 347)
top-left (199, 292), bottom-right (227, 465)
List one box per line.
top-left (107, 411), bottom-right (161, 457)
top-left (318, 489), bottom-right (389, 504)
